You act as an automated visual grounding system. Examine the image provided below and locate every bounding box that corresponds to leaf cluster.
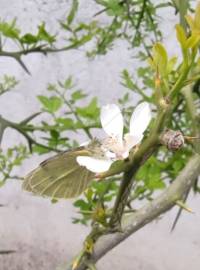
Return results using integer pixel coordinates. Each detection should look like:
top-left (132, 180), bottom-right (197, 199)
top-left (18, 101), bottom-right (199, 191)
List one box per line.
top-left (0, 0), bottom-right (199, 230)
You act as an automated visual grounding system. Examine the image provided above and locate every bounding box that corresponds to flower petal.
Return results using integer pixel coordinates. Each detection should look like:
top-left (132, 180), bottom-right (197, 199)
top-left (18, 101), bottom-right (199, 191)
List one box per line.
top-left (124, 133), bottom-right (144, 152)
top-left (129, 102), bottom-right (152, 137)
top-left (100, 104), bottom-right (123, 140)
top-left (76, 156), bottom-right (113, 173)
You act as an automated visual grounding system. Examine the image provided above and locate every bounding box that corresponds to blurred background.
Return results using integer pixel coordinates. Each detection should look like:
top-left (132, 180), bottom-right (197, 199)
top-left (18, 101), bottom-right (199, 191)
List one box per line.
top-left (0, 1), bottom-right (200, 269)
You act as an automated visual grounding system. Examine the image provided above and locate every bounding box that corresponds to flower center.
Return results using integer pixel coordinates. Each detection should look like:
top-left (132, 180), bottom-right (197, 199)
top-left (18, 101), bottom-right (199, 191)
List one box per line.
top-left (101, 136), bottom-right (128, 160)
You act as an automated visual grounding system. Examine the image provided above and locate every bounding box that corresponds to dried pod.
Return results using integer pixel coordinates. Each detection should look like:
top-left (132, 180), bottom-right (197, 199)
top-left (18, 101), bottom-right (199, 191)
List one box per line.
top-left (160, 129), bottom-right (184, 151)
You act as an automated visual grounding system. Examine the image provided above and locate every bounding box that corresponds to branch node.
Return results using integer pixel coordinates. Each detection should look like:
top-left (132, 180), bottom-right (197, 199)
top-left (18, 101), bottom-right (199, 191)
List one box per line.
top-left (160, 129), bottom-right (185, 151)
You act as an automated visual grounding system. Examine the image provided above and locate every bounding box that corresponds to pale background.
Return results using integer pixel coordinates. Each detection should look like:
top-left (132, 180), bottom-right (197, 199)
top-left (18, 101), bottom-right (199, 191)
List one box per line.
top-left (0, 1), bottom-right (200, 270)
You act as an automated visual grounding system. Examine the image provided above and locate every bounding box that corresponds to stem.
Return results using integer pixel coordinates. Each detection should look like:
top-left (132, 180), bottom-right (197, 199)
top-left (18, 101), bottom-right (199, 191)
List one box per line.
top-left (167, 65), bottom-right (189, 99)
top-left (0, 115), bottom-right (6, 144)
top-left (0, 115), bottom-right (60, 152)
top-left (132, 0), bottom-right (147, 45)
top-left (55, 90), bottom-right (93, 140)
top-left (65, 100), bottom-right (93, 140)
top-left (182, 86), bottom-right (200, 152)
top-left (109, 108), bottom-right (167, 227)
top-left (68, 154), bottom-right (200, 270)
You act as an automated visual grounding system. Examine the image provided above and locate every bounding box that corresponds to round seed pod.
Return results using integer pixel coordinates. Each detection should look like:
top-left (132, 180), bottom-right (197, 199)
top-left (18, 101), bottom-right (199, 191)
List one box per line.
top-left (160, 129), bottom-right (184, 151)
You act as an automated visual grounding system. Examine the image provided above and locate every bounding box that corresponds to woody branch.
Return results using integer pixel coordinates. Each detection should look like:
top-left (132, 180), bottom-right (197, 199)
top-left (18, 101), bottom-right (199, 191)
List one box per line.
top-left (68, 154), bottom-right (200, 270)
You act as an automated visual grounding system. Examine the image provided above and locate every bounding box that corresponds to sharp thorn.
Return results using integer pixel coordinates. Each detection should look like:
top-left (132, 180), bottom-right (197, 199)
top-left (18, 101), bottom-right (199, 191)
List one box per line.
top-left (20, 112), bottom-right (41, 125)
top-left (16, 57), bottom-right (31, 75)
top-left (175, 200), bottom-right (194, 213)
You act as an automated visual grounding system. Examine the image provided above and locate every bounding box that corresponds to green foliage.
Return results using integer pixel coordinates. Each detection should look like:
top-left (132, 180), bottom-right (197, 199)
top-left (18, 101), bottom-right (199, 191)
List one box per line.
top-left (73, 179), bottom-right (118, 225)
top-left (0, 75), bottom-right (18, 96)
top-left (0, 19), bottom-right (55, 45)
top-left (0, 0), bottom-right (199, 232)
top-left (0, 145), bottom-right (28, 186)
top-left (76, 98), bottom-right (100, 119)
top-left (0, 19), bottom-right (20, 39)
top-left (19, 77), bottom-right (100, 154)
top-left (67, 0), bottom-right (79, 25)
top-left (37, 96), bottom-right (63, 113)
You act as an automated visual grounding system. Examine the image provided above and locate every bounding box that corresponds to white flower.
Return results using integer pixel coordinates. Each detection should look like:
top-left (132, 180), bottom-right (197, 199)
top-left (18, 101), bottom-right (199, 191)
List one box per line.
top-left (76, 102), bottom-right (152, 173)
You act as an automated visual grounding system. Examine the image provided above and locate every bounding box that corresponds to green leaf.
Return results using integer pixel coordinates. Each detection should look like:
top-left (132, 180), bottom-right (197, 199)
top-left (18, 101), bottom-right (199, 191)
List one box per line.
top-left (71, 90), bottom-right (87, 101)
top-left (105, 0), bottom-right (124, 16)
top-left (56, 118), bottom-right (75, 130)
top-left (166, 56), bottom-right (177, 74)
top-left (73, 199), bottom-right (90, 210)
top-left (0, 19), bottom-right (20, 39)
top-left (67, 0), bottom-right (79, 25)
top-left (20, 33), bottom-right (38, 44)
top-left (32, 144), bottom-right (50, 154)
top-left (76, 97), bottom-right (100, 119)
top-left (185, 15), bottom-right (194, 31)
top-left (58, 76), bottom-right (74, 89)
top-left (37, 23), bottom-right (56, 44)
top-left (176, 24), bottom-right (187, 48)
top-left (147, 178), bottom-right (166, 190)
top-left (186, 34), bottom-right (200, 48)
top-left (47, 83), bottom-right (58, 91)
top-left (172, 160), bottom-right (183, 173)
top-left (152, 42), bottom-right (168, 76)
top-left (37, 96), bottom-right (63, 113)
top-left (121, 69), bottom-right (136, 91)
top-left (76, 34), bottom-right (92, 46)
top-left (50, 130), bottom-right (59, 140)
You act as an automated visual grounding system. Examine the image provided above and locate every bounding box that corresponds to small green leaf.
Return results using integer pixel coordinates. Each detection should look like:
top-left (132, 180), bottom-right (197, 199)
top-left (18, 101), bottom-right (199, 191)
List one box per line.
top-left (186, 34), bottom-right (200, 48)
top-left (67, 0), bottom-right (79, 25)
top-left (185, 15), bottom-right (194, 30)
top-left (51, 198), bottom-right (58, 204)
top-left (152, 42), bottom-right (168, 76)
top-left (0, 19), bottom-right (20, 39)
top-left (76, 97), bottom-right (100, 119)
top-left (147, 178), bottom-right (166, 190)
top-left (20, 33), bottom-right (38, 44)
top-left (106, 0), bottom-right (124, 16)
top-left (56, 118), bottom-right (75, 130)
top-left (50, 130), bottom-right (59, 140)
top-left (172, 160), bottom-right (183, 173)
top-left (59, 76), bottom-right (74, 89)
top-left (37, 22), bottom-right (56, 44)
top-left (32, 144), bottom-right (49, 154)
top-left (121, 69), bottom-right (136, 91)
top-left (166, 56), bottom-right (177, 74)
top-left (73, 199), bottom-right (90, 210)
top-left (37, 96), bottom-right (63, 113)
top-left (71, 90), bottom-right (87, 101)
top-left (176, 24), bottom-right (187, 48)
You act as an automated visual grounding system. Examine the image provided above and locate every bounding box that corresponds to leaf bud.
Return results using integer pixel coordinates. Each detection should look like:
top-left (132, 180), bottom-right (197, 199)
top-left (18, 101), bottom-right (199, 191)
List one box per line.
top-left (160, 129), bottom-right (184, 151)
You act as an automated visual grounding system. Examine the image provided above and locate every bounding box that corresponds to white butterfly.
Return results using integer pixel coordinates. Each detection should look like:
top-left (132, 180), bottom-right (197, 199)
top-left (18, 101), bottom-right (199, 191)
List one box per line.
top-left (23, 102), bottom-right (152, 199)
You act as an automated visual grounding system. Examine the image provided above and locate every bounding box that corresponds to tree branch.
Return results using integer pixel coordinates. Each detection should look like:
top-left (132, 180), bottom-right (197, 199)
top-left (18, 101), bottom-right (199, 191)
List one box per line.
top-left (0, 114), bottom-right (60, 152)
top-left (68, 154), bottom-right (200, 270)
top-left (0, 42), bottom-right (86, 74)
top-left (0, 115), bottom-right (6, 145)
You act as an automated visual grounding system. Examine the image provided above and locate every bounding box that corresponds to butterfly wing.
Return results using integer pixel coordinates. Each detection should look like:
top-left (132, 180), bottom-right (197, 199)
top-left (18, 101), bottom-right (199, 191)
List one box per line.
top-left (22, 148), bottom-right (95, 199)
